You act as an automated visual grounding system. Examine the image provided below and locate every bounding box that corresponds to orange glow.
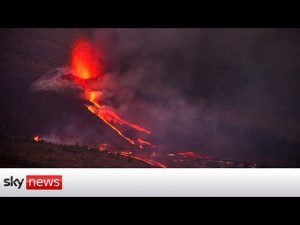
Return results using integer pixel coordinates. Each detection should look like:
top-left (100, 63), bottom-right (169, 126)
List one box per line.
top-left (137, 138), bottom-right (155, 149)
top-left (178, 151), bottom-right (211, 159)
top-left (85, 88), bottom-right (151, 147)
top-left (137, 138), bottom-right (151, 146)
top-left (87, 104), bottom-right (150, 135)
top-left (71, 39), bottom-right (101, 80)
top-left (98, 143), bottom-right (108, 152)
top-left (85, 90), bottom-right (101, 108)
top-left (87, 105), bottom-right (135, 145)
top-left (33, 136), bottom-right (42, 142)
top-left (120, 152), bottom-right (167, 168)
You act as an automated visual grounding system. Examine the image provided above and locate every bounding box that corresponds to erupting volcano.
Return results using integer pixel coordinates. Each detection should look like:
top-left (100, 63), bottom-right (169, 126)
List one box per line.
top-left (70, 39), bottom-right (154, 150)
top-left (26, 37), bottom-right (258, 169)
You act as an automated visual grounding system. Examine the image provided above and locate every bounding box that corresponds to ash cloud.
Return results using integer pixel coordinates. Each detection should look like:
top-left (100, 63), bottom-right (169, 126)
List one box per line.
top-left (91, 29), bottom-right (300, 165)
top-left (31, 67), bottom-right (76, 93)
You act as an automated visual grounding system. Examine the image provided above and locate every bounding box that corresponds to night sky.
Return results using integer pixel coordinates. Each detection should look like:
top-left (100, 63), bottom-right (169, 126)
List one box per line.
top-left (1, 28), bottom-right (300, 166)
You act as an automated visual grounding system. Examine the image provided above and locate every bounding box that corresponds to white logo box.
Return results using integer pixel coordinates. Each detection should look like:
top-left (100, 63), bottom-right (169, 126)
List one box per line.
top-left (0, 168), bottom-right (299, 197)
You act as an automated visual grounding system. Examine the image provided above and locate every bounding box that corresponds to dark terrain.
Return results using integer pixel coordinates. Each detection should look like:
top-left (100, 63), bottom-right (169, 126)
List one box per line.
top-left (0, 136), bottom-right (259, 168)
top-left (0, 136), bottom-right (154, 168)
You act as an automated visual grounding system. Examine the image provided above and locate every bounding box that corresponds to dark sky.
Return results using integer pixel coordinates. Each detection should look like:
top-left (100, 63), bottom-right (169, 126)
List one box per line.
top-left (1, 28), bottom-right (300, 166)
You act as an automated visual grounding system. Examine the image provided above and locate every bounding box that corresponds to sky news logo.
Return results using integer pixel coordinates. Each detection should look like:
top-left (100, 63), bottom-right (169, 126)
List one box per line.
top-left (3, 175), bottom-right (62, 190)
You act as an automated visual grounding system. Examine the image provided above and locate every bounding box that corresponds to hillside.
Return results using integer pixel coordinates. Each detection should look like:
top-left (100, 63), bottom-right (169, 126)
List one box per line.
top-left (0, 136), bottom-right (154, 168)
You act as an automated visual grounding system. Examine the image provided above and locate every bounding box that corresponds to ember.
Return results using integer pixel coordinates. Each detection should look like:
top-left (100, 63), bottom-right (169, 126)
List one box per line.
top-left (33, 136), bottom-right (42, 142)
top-left (177, 151), bottom-right (211, 159)
top-left (98, 143), bottom-right (108, 152)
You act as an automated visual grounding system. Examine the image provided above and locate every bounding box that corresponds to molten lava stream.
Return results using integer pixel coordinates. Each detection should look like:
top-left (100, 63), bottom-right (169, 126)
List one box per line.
top-left (85, 90), bottom-right (152, 148)
top-left (87, 105), bottom-right (135, 145)
top-left (129, 156), bottom-right (167, 168)
top-left (120, 152), bottom-right (167, 168)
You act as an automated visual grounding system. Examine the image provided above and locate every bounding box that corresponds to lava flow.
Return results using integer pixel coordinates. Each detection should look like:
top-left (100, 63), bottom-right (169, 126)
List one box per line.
top-left (120, 151), bottom-right (167, 168)
top-left (70, 39), bottom-right (153, 149)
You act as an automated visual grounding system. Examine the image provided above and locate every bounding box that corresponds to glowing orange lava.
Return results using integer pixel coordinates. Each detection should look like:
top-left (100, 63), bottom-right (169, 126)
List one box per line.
top-left (120, 152), bottom-right (167, 168)
top-left (71, 39), bottom-right (101, 80)
top-left (137, 138), bottom-right (152, 146)
top-left (98, 143), bottom-right (108, 152)
top-left (178, 151), bottom-right (211, 159)
top-left (84, 84), bottom-right (153, 146)
top-left (87, 105), bottom-right (135, 145)
top-left (137, 138), bottom-right (153, 149)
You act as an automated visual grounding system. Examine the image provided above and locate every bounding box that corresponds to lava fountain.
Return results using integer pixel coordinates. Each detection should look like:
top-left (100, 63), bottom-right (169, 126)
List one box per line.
top-left (71, 39), bottom-right (101, 80)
